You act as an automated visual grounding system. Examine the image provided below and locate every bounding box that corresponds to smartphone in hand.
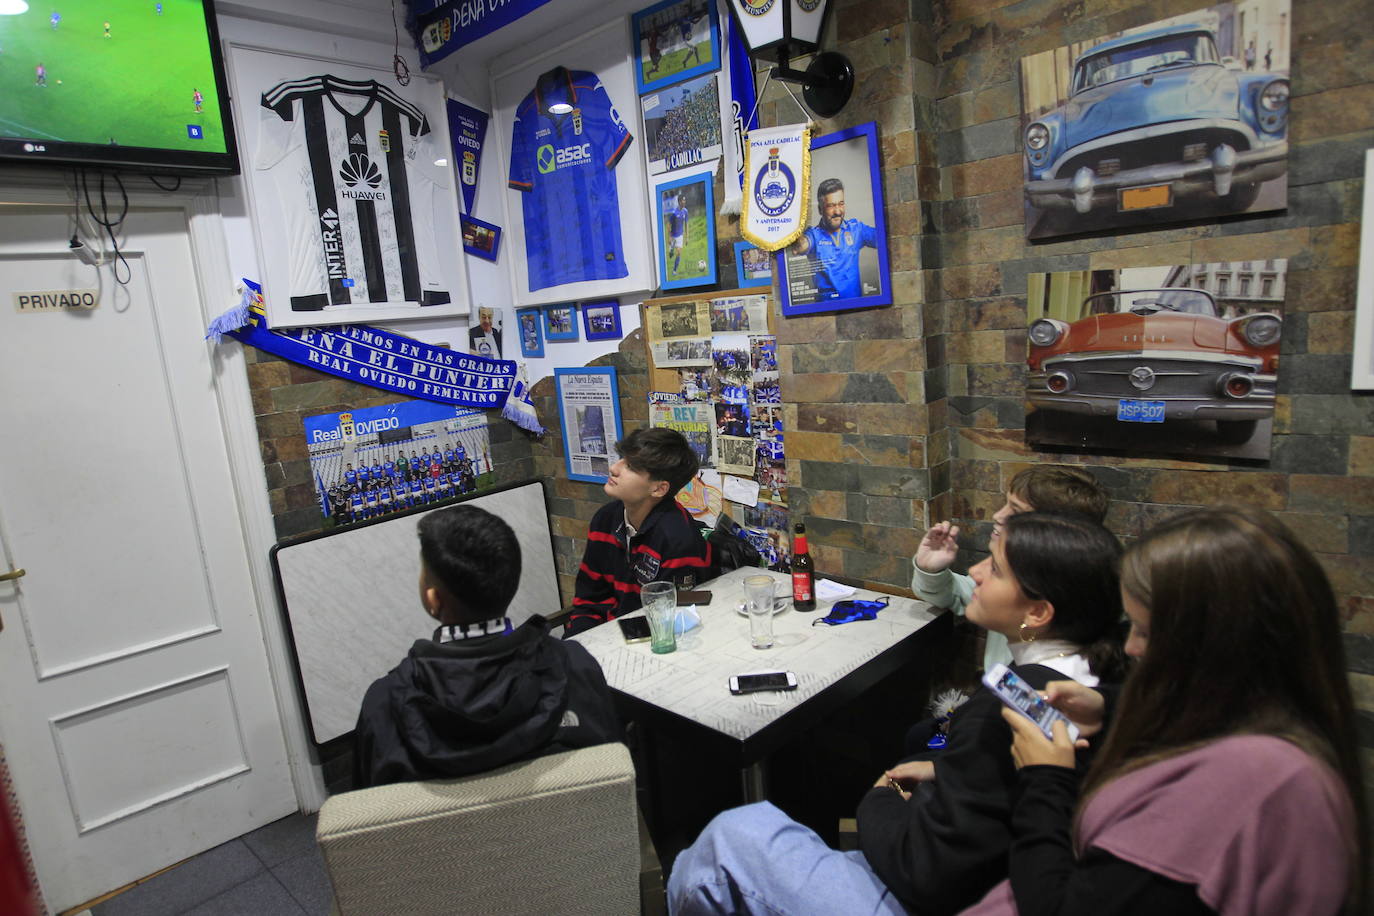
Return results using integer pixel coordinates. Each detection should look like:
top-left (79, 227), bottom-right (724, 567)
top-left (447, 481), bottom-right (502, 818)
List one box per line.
top-left (982, 663), bottom-right (1080, 741)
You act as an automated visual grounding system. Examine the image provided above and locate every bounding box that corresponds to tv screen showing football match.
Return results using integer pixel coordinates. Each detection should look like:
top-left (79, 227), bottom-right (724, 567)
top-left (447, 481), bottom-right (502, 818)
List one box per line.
top-left (0, 0), bottom-right (238, 174)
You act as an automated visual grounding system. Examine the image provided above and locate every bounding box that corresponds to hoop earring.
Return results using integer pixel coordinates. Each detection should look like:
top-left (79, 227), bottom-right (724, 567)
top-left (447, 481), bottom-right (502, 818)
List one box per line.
top-left (1019, 622), bottom-right (1035, 644)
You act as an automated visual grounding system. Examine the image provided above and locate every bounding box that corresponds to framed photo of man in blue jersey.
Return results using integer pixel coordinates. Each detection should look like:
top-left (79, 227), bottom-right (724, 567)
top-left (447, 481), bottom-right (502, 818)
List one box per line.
top-left (631, 0), bottom-right (721, 95)
top-left (778, 122), bottom-right (892, 317)
top-left (656, 172), bottom-right (717, 291)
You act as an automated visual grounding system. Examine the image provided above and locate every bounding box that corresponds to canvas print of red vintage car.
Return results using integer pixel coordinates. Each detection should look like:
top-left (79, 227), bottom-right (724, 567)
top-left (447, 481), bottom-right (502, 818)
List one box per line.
top-left (1018, 1), bottom-right (1290, 240)
top-left (1025, 260), bottom-right (1286, 461)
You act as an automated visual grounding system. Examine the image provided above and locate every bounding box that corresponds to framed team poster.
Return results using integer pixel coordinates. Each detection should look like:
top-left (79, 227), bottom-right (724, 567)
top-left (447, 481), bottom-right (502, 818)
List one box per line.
top-left (631, 0), bottom-right (721, 95)
top-left (776, 122), bottom-right (892, 317)
top-left (490, 20), bottom-right (655, 307)
top-left (554, 367), bottom-right (623, 483)
top-left (656, 171), bottom-right (717, 291)
top-left (225, 43), bottom-right (468, 329)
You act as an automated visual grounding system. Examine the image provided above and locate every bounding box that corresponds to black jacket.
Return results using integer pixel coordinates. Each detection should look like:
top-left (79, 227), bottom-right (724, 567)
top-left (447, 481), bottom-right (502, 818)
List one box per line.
top-left (568, 498), bottom-right (714, 636)
top-left (352, 616), bottom-right (621, 788)
top-left (857, 664), bottom-right (1083, 916)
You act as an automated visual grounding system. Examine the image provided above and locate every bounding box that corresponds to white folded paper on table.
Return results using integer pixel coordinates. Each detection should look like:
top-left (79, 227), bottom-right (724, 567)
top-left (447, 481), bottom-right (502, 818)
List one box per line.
top-left (815, 579), bottom-right (856, 602)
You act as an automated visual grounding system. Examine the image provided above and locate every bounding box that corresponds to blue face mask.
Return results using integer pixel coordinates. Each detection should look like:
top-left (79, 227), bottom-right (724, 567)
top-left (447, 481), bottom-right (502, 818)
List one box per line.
top-left (812, 598), bottom-right (889, 626)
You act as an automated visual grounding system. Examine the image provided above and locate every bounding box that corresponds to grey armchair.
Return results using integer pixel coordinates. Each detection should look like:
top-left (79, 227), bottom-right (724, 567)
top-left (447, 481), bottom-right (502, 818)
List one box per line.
top-left (316, 743), bottom-right (653, 915)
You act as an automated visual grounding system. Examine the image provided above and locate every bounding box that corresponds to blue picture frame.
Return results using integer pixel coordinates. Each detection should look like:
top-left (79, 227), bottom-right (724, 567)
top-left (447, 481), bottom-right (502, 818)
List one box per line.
top-left (554, 367), bottom-right (623, 484)
top-left (777, 121), bottom-right (893, 316)
top-left (734, 240), bottom-right (772, 289)
top-left (542, 304), bottom-right (580, 342)
top-left (516, 308), bottom-right (544, 358)
top-left (460, 215), bottom-right (502, 262)
top-left (631, 0), bottom-right (721, 96)
top-left (581, 299), bottom-right (623, 341)
top-left (656, 172), bottom-right (717, 291)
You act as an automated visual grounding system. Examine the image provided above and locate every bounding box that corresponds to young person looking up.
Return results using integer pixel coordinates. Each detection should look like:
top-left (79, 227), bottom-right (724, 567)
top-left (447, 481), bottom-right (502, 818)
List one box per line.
top-left (968, 506), bottom-right (1369, 916)
top-left (913, 466), bottom-right (1109, 671)
top-left (567, 427), bottom-right (712, 637)
top-left (353, 506), bottom-right (619, 789)
top-left (668, 513), bottom-right (1126, 916)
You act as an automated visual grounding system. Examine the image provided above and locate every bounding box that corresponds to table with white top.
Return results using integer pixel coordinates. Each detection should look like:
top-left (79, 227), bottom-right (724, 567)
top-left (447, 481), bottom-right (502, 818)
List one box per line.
top-left (571, 567), bottom-right (945, 800)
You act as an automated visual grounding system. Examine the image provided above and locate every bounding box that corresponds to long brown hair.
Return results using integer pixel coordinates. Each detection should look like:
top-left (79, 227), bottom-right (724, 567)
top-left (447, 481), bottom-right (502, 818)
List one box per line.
top-left (1082, 506), bottom-right (1369, 911)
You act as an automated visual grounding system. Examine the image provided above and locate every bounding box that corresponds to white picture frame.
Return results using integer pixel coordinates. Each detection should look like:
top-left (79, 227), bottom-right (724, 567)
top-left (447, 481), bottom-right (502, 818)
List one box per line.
top-left (224, 43), bottom-right (469, 329)
top-left (1353, 149), bottom-right (1374, 390)
top-left (489, 19), bottom-right (655, 307)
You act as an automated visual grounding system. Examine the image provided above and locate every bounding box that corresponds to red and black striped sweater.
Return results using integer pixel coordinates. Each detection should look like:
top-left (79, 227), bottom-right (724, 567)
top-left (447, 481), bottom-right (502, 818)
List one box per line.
top-left (568, 498), bottom-right (714, 636)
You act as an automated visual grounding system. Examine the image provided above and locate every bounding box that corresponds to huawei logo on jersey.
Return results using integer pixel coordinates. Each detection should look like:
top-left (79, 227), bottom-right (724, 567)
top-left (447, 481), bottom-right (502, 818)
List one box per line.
top-left (339, 153), bottom-right (386, 200)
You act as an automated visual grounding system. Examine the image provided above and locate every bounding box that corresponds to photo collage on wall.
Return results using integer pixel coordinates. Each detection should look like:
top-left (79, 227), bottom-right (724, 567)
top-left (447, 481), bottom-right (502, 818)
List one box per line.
top-left (631, 0), bottom-right (725, 291)
top-left (643, 291), bottom-right (791, 569)
top-left (304, 400), bottom-right (493, 528)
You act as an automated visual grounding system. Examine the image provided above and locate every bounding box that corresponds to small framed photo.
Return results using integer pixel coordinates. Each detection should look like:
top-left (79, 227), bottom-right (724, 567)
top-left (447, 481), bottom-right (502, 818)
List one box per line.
top-left (581, 299), bottom-right (623, 341)
top-left (734, 240), bottom-right (772, 289)
top-left (460, 215), bottom-right (502, 262)
top-left (777, 121), bottom-right (892, 316)
top-left (516, 308), bottom-right (545, 358)
top-left (631, 0), bottom-right (720, 96)
top-left (656, 172), bottom-right (716, 291)
top-left (543, 304), bottom-right (580, 342)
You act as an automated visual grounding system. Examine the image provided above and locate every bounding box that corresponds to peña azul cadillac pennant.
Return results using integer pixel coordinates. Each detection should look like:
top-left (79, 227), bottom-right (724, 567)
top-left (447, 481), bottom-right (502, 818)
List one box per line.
top-left (740, 123), bottom-right (810, 251)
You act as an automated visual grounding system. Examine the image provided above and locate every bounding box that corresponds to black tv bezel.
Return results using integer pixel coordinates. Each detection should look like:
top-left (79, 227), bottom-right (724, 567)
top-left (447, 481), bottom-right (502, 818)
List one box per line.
top-left (0, 0), bottom-right (241, 177)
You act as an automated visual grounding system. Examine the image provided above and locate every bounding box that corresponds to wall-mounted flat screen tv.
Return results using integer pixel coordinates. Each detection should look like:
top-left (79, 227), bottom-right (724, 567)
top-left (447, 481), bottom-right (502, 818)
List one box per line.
top-left (0, 0), bottom-right (238, 175)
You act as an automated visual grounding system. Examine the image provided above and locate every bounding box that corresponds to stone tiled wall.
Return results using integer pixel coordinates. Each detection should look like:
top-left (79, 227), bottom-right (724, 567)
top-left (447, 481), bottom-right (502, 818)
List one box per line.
top-left (243, 346), bottom-right (535, 541)
top-left (926, 0), bottom-right (1374, 773)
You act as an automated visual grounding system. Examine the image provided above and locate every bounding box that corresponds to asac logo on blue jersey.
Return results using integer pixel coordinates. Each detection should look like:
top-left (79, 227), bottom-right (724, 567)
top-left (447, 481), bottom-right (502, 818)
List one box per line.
top-left (537, 142), bottom-right (593, 174)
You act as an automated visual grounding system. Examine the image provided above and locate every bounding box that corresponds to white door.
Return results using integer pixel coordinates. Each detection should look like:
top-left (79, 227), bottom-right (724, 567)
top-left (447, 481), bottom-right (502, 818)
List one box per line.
top-left (0, 204), bottom-right (296, 912)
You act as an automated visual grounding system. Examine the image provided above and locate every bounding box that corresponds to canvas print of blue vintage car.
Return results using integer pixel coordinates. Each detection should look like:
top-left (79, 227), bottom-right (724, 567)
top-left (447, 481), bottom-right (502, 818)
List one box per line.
top-left (1018, 1), bottom-right (1290, 240)
top-left (1024, 260), bottom-right (1286, 462)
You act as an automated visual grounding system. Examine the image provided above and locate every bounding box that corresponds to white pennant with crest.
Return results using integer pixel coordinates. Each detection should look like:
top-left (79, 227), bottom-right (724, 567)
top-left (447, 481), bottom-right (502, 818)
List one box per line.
top-left (740, 123), bottom-right (811, 251)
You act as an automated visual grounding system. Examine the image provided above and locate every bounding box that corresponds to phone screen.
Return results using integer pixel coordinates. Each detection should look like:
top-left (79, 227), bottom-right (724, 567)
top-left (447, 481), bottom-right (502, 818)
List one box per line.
top-left (617, 616), bottom-right (651, 642)
top-left (983, 664), bottom-right (1078, 740)
top-left (732, 672), bottom-right (795, 693)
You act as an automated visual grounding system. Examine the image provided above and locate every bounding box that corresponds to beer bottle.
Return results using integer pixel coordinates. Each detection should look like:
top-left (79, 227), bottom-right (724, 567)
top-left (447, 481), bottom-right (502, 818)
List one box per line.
top-left (791, 522), bottom-right (816, 612)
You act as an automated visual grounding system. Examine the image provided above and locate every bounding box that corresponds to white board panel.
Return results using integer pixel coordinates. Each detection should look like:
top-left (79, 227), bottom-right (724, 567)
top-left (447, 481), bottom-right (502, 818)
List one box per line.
top-left (271, 480), bottom-right (560, 744)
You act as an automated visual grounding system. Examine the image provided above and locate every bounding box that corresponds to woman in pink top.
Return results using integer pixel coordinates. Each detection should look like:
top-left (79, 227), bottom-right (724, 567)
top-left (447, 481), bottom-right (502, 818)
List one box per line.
top-left (966, 506), bottom-right (1369, 916)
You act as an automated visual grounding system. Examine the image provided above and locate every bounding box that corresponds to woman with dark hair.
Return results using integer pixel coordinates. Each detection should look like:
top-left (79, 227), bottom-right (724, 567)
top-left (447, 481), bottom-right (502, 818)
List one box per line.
top-left (967, 506), bottom-right (1368, 916)
top-left (668, 513), bottom-right (1127, 916)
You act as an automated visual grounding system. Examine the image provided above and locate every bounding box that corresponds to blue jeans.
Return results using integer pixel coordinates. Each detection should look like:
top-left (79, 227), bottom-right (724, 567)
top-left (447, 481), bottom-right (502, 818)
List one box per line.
top-left (667, 802), bottom-right (908, 915)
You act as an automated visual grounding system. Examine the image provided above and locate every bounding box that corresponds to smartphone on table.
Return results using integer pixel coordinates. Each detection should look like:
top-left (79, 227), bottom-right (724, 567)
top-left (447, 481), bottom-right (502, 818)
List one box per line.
top-left (617, 616), bottom-right (651, 643)
top-left (728, 671), bottom-right (798, 695)
top-left (981, 663), bottom-right (1080, 741)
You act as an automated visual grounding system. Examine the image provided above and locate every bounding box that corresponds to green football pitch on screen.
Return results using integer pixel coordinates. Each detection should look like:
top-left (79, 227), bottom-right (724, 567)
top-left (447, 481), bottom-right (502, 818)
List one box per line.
top-left (0, 0), bottom-right (225, 152)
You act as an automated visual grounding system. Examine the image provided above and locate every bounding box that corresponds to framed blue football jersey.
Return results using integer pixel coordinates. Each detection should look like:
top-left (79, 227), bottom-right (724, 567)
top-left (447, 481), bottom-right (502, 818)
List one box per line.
top-left (508, 67), bottom-right (633, 292)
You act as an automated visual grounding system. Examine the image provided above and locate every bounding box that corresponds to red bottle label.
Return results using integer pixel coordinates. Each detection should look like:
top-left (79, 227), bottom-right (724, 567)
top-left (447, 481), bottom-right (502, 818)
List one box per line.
top-left (792, 573), bottom-right (813, 602)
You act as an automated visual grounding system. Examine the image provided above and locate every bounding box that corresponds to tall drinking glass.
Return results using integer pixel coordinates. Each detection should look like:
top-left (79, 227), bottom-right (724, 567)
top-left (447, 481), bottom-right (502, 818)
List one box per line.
top-left (744, 575), bottom-right (776, 650)
top-left (641, 581), bottom-right (677, 654)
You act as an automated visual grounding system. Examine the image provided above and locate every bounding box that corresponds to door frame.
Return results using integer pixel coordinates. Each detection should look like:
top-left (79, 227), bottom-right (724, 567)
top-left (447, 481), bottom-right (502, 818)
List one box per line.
top-left (0, 169), bottom-right (326, 812)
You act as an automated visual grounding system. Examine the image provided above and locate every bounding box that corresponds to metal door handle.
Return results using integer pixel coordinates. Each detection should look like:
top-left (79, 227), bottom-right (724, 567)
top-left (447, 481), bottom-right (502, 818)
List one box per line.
top-left (0, 568), bottom-right (24, 582)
